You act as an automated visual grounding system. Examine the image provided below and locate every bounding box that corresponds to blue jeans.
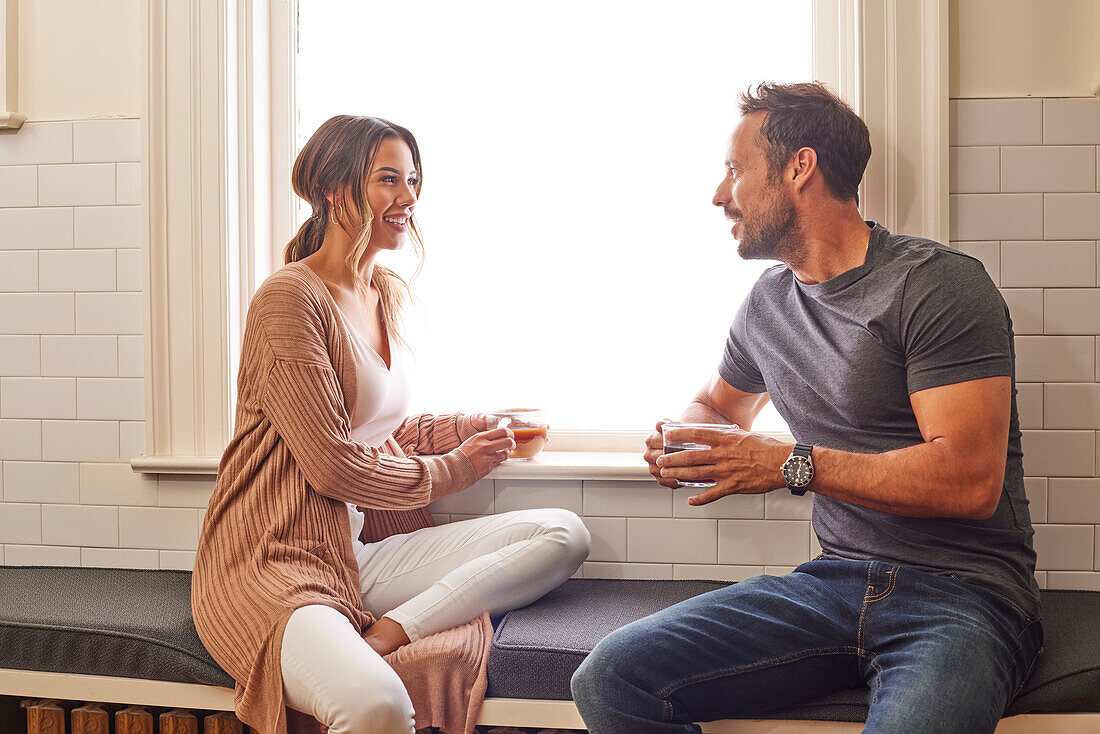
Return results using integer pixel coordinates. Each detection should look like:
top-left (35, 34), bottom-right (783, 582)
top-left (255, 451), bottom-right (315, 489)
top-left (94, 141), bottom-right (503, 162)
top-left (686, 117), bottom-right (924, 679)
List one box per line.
top-left (570, 559), bottom-right (1042, 734)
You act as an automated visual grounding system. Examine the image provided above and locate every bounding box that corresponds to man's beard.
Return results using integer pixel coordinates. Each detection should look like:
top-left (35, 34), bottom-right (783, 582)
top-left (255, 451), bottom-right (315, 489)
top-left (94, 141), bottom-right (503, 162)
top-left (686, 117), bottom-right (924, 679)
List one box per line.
top-left (729, 188), bottom-right (801, 263)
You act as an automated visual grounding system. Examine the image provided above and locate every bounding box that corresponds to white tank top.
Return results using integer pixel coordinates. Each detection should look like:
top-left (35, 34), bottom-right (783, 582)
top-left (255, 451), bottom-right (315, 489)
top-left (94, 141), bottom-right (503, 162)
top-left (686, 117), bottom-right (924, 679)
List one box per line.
top-left (330, 299), bottom-right (410, 556)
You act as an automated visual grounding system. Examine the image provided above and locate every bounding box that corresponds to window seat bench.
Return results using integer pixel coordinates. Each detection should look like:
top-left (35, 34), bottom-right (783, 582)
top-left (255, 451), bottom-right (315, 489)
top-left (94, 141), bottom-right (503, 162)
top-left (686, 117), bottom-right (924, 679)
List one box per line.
top-left (1, 567), bottom-right (1098, 733)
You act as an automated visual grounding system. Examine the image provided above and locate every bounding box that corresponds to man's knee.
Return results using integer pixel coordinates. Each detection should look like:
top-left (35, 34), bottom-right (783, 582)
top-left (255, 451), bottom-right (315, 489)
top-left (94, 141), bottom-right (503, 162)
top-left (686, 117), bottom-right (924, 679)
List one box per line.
top-left (571, 638), bottom-right (613, 707)
top-left (571, 623), bottom-right (646, 702)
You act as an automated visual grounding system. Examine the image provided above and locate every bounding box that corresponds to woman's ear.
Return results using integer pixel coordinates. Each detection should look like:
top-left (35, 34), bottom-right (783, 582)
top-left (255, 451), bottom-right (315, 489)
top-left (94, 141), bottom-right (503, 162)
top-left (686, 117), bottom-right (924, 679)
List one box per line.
top-left (327, 187), bottom-right (353, 219)
top-left (325, 189), bottom-right (342, 212)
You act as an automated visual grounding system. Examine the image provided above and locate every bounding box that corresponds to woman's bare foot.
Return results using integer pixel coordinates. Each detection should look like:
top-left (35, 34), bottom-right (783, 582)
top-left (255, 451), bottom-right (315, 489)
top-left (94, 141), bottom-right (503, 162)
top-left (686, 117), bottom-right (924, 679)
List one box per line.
top-left (362, 616), bottom-right (411, 657)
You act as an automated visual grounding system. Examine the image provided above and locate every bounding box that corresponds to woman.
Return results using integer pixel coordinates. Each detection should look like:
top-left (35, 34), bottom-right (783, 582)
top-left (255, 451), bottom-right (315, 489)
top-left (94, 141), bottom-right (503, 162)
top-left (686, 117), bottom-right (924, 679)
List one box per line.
top-left (192, 115), bottom-right (590, 734)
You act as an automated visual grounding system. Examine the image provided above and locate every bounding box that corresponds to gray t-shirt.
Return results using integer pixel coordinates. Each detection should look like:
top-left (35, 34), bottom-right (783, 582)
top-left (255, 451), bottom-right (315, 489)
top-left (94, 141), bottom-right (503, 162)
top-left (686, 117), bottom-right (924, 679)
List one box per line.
top-left (719, 222), bottom-right (1039, 614)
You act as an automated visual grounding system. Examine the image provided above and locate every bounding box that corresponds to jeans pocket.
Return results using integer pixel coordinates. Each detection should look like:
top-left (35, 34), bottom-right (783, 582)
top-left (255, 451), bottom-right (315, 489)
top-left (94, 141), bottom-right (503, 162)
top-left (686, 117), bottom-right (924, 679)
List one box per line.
top-left (977, 585), bottom-right (1038, 625)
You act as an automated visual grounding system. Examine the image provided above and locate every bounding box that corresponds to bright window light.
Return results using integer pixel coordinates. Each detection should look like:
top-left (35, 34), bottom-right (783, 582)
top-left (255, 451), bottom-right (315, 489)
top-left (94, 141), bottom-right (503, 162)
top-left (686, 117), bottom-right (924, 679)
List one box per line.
top-left (296, 1), bottom-right (812, 432)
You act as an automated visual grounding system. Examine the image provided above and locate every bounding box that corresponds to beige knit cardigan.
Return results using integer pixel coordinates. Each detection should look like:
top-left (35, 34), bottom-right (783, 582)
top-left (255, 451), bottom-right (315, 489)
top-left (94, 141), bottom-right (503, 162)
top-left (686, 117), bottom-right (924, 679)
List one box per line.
top-left (192, 262), bottom-right (489, 734)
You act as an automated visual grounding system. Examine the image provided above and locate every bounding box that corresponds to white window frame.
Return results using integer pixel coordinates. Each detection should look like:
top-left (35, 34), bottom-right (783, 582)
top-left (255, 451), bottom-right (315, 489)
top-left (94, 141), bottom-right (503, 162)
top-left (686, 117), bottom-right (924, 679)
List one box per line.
top-left (133, 0), bottom-right (948, 475)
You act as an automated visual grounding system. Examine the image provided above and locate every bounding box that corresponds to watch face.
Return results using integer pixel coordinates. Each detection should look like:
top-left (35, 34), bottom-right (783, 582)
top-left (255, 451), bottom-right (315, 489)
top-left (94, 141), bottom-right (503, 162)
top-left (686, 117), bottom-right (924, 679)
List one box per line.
top-left (783, 456), bottom-right (813, 487)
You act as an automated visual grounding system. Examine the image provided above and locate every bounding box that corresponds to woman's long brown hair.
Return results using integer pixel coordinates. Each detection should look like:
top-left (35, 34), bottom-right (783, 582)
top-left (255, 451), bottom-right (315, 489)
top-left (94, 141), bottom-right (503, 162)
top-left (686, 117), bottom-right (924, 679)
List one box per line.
top-left (284, 115), bottom-right (424, 346)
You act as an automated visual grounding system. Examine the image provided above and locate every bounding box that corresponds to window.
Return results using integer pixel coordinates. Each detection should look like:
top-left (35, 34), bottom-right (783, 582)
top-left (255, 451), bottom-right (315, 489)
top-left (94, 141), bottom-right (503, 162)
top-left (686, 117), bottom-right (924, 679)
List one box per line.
top-left (136, 0), bottom-right (948, 472)
top-left (294, 1), bottom-right (812, 432)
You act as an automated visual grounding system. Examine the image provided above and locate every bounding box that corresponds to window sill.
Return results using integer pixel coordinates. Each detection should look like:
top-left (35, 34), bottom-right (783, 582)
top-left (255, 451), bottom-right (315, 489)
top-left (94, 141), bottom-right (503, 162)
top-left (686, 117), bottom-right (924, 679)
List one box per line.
top-left (130, 450), bottom-right (653, 480)
top-left (490, 451), bottom-right (651, 481)
top-left (129, 450), bottom-right (652, 480)
top-left (130, 432), bottom-right (792, 481)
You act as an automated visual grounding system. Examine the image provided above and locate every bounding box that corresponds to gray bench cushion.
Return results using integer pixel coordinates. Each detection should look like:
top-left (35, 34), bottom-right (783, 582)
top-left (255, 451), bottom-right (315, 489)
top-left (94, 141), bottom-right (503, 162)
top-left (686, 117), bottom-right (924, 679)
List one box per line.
top-left (487, 579), bottom-right (728, 699)
top-left (0, 566), bottom-right (233, 688)
top-left (2, 568), bottom-right (1098, 721)
top-left (486, 579), bottom-right (1100, 720)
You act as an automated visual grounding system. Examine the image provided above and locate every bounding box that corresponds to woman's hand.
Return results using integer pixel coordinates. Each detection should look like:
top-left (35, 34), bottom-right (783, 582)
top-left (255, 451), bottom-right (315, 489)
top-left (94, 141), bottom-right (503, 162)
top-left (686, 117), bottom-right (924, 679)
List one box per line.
top-left (457, 427), bottom-right (515, 479)
top-left (468, 413), bottom-right (496, 432)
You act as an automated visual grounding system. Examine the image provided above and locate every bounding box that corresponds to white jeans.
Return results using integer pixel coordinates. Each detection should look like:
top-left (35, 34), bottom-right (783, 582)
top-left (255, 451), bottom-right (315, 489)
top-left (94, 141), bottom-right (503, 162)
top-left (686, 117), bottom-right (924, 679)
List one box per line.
top-left (280, 509), bottom-right (590, 734)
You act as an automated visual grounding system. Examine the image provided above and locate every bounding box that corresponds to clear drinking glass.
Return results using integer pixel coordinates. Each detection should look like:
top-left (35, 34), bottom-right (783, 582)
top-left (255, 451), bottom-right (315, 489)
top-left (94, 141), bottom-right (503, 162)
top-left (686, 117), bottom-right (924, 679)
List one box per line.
top-left (486, 408), bottom-right (549, 461)
top-left (661, 422), bottom-right (739, 488)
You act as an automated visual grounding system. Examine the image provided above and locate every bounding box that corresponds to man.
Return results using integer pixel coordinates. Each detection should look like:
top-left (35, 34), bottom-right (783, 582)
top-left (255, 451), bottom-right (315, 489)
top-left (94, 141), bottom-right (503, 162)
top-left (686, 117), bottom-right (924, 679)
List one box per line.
top-left (570, 82), bottom-right (1041, 734)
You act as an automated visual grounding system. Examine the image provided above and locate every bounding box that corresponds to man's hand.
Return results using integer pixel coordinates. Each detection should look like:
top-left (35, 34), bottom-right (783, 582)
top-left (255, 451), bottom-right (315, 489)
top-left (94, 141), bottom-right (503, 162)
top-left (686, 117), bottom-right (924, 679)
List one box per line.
top-left (656, 425), bottom-right (793, 505)
top-left (644, 419), bottom-right (680, 488)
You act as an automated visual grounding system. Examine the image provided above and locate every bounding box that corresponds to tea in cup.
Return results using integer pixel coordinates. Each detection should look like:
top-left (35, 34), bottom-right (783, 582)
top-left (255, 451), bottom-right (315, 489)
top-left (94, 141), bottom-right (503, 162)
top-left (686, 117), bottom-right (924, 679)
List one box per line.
top-left (486, 408), bottom-right (549, 460)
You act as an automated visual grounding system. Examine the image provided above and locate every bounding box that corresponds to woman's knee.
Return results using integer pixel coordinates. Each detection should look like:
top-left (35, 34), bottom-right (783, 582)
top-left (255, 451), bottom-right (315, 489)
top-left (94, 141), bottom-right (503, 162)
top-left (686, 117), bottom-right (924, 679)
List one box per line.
top-left (537, 508), bottom-right (591, 567)
top-left (335, 671), bottom-right (414, 734)
top-left (281, 605), bottom-right (414, 734)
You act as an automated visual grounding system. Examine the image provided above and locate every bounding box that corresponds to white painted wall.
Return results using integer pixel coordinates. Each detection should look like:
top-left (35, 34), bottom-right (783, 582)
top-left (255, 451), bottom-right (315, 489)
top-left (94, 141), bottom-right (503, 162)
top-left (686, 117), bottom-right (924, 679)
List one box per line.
top-left (16, 0), bottom-right (141, 121)
top-left (950, 0), bottom-right (1100, 98)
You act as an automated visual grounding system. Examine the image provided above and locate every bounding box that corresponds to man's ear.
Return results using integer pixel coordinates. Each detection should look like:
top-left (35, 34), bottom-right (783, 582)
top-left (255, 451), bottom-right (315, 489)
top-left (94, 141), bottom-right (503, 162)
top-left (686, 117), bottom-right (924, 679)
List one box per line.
top-left (790, 147), bottom-right (818, 193)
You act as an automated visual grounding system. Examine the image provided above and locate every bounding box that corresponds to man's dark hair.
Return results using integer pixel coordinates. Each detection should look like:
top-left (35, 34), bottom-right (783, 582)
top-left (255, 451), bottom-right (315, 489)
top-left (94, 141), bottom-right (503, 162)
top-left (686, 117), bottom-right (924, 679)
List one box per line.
top-left (738, 82), bottom-right (871, 203)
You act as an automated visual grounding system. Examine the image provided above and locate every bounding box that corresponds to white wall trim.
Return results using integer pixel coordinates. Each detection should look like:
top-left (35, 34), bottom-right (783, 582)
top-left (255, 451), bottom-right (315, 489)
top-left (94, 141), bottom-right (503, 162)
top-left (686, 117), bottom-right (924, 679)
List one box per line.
top-left (813, 0), bottom-right (863, 114)
top-left (0, 0), bottom-right (26, 130)
top-left (139, 0), bottom-right (284, 471)
top-left (268, 0), bottom-right (297, 273)
top-left (860, 0), bottom-right (950, 244)
top-left (814, 0), bottom-right (949, 244)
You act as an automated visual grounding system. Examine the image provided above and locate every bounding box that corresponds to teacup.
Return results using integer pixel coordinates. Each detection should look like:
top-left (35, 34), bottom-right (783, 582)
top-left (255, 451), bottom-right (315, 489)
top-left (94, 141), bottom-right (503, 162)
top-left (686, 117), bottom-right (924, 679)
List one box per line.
top-left (486, 408), bottom-right (549, 460)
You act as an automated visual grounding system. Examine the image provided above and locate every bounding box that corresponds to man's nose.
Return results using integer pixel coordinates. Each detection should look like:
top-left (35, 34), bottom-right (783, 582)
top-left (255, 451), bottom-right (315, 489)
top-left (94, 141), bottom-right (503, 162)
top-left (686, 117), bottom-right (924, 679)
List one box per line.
top-left (712, 180), bottom-right (730, 208)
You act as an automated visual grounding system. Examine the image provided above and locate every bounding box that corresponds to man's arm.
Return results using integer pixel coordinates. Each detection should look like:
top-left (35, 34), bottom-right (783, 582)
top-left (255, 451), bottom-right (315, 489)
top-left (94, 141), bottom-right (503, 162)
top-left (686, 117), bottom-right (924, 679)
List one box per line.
top-left (658, 375), bottom-right (1010, 520)
top-left (644, 373), bottom-right (771, 488)
top-left (812, 375), bottom-right (1009, 519)
top-left (683, 372), bottom-right (772, 429)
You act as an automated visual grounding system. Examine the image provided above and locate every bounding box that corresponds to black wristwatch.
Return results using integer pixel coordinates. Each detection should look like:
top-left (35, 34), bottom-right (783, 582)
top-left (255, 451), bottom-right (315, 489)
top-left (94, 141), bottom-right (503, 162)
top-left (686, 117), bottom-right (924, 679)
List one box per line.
top-left (781, 444), bottom-right (814, 495)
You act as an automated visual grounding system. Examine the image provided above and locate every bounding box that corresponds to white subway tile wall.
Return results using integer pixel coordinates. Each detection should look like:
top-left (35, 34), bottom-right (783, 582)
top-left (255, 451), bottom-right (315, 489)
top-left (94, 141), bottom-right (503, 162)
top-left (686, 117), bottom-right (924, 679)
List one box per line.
top-left (582, 517), bottom-right (627, 563)
top-left (0, 251), bottom-right (38, 291)
top-left (1015, 383), bottom-right (1043, 429)
top-left (1000, 146), bottom-right (1096, 193)
top-left (949, 146), bottom-right (999, 193)
top-left (951, 99), bottom-right (1043, 146)
top-left (1024, 478), bottom-right (1048, 524)
top-left (74, 206), bottom-right (140, 248)
top-left (0, 166), bottom-right (39, 207)
top-left (0, 122), bottom-right (73, 166)
top-left (38, 164), bottom-right (116, 207)
top-left (0, 207), bottom-right (74, 250)
top-left (954, 241), bottom-right (999, 283)
top-left (1045, 289), bottom-right (1100, 334)
top-left (39, 249), bottom-right (116, 292)
top-left (1, 105), bottom-right (1098, 588)
top-left (627, 518), bottom-right (717, 564)
top-left (998, 289), bottom-right (1043, 335)
top-left (1043, 99), bottom-right (1100, 145)
top-left (0, 336), bottom-right (41, 375)
top-left (947, 97), bottom-right (1100, 589)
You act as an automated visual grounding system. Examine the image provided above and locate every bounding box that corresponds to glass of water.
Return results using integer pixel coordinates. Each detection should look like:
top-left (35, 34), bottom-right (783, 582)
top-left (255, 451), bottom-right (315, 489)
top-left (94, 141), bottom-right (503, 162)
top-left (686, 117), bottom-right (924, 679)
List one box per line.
top-left (661, 422), bottom-right (739, 488)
